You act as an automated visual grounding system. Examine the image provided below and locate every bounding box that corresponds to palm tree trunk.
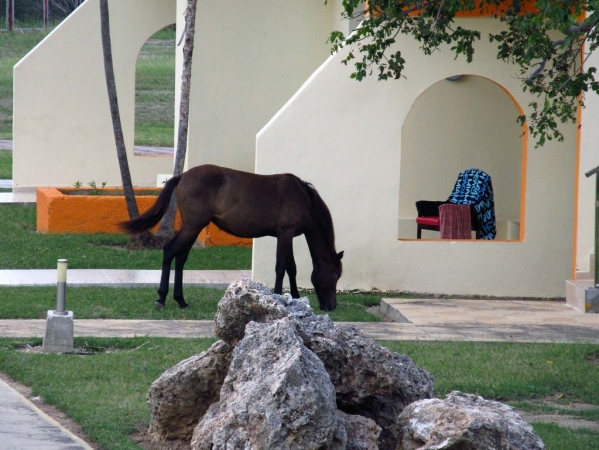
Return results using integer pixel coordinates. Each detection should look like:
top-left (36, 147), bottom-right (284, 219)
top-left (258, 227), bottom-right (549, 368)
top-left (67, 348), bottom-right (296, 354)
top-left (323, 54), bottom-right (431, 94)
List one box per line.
top-left (156, 0), bottom-right (197, 237)
top-left (99, 0), bottom-right (139, 220)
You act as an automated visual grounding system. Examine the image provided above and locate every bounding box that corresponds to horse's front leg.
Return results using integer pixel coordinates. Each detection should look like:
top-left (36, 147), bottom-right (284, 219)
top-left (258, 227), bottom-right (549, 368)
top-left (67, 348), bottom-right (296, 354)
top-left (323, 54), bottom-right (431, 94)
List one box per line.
top-left (286, 244), bottom-right (300, 298)
top-left (274, 235), bottom-right (292, 295)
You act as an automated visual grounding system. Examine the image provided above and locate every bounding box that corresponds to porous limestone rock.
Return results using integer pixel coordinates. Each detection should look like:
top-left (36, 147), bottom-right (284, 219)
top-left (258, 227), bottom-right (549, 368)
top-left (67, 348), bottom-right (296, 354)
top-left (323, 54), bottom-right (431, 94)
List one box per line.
top-left (338, 411), bottom-right (381, 450)
top-left (191, 318), bottom-right (347, 450)
top-left (397, 391), bottom-right (545, 450)
top-left (213, 278), bottom-right (311, 345)
top-left (147, 340), bottom-right (233, 443)
top-left (297, 314), bottom-right (434, 450)
top-left (211, 278), bottom-right (434, 450)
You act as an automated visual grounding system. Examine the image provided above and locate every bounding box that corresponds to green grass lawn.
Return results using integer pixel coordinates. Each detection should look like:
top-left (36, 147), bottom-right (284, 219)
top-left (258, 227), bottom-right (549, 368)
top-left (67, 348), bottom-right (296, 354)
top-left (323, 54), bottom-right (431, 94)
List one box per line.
top-left (0, 203), bottom-right (381, 321)
top-left (0, 339), bottom-right (597, 449)
top-left (0, 203), bottom-right (251, 269)
top-left (134, 33), bottom-right (175, 147)
top-left (0, 286), bottom-right (382, 321)
top-left (0, 149), bottom-right (11, 178)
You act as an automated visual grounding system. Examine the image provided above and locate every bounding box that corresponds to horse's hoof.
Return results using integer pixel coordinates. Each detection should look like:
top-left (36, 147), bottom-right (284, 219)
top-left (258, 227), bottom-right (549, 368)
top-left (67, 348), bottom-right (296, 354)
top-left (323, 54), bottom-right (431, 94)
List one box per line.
top-left (176, 299), bottom-right (189, 309)
top-left (155, 301), bottom-right (165, 310)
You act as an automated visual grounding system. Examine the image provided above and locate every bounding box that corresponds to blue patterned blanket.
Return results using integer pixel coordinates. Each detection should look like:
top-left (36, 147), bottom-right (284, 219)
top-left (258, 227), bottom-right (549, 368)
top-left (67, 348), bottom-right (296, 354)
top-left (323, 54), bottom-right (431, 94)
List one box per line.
top-left (447, 169), bottom-right (496, 240)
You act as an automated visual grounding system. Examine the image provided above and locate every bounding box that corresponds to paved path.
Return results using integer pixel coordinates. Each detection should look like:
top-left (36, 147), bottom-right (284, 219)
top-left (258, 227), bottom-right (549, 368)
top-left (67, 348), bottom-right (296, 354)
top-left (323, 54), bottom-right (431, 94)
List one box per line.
top-left (0, 269), bottom-right (250, 287)
top-left (0, 377), bottom-right (92, 449)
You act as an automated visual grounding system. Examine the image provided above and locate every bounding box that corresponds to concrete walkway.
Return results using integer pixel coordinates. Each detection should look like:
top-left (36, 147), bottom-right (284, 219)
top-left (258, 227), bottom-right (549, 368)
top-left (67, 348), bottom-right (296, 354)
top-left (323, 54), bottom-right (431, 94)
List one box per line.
top-left (0, 377), bottom-right (92, 449)
top-left (0, 269), bottom-right (598, 343)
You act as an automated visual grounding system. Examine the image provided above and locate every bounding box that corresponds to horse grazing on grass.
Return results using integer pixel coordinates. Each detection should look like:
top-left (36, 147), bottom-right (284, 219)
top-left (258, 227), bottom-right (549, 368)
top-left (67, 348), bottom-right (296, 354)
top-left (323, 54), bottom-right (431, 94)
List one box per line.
top-left (120, 164), bottom-right (343, 311)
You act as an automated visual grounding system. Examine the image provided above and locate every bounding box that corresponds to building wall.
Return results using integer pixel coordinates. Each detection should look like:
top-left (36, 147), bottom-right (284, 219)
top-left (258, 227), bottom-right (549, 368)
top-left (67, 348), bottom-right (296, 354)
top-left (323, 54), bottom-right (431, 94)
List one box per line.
top-left (254, 17), bottom-right (577, 297)
top-left (14, 0), bottom-right (348, 189)
top-left (178, 0), bottom-right (349, 173)
top-left (577, 50), bottom-right (599, 275)
top-left (13, 0), bottom-right (175, 190)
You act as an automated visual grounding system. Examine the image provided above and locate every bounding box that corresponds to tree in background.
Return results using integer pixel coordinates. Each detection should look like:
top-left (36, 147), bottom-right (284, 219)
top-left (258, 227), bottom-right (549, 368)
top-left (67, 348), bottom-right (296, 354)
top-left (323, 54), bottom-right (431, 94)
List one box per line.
top-left (156, 0), bottom-right (197, 238)
top-left (100, 0), bottom-right (160, 248)
top-left (329, 0), bottom-right (598, 146)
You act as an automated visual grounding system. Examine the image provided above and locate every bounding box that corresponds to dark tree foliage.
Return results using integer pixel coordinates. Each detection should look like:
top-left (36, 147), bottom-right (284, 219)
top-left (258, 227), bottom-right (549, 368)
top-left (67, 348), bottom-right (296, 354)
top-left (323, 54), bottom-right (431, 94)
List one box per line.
top-left (329, 0), bottom-right (599, 146)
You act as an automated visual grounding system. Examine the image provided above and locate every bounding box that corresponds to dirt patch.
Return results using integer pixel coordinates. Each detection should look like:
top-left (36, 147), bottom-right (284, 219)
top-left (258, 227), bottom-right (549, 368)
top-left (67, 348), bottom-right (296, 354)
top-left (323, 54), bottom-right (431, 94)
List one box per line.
top-left (585, 352), bottom-right (599, 366)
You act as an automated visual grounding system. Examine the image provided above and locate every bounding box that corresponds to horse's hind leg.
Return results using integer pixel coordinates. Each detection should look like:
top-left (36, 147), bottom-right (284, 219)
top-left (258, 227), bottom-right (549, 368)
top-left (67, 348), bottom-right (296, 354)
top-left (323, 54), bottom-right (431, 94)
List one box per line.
top-left (172, 227), bottom-right (202, 308)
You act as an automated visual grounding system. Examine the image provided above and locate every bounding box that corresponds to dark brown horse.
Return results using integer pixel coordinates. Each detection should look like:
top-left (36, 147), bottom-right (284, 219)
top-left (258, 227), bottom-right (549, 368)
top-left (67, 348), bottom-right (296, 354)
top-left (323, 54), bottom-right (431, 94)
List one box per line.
top-left (120, 164), bottom-right (343, 311)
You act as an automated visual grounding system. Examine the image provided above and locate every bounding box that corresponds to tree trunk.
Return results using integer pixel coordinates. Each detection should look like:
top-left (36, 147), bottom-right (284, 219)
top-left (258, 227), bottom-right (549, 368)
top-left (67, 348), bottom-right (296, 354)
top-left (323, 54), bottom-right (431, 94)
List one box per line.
top-left (99, 0), bottom-right (139, 220)
top-left (156, 0), bottom-right (197, 237)
top-left (100, 0), bottom-right (163, 249)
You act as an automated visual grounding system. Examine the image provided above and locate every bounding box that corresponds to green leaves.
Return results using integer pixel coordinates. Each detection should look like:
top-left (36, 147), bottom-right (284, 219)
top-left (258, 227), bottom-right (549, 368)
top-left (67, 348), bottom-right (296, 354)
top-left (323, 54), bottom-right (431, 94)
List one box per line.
top-left (329, 0), bottom-right (599, 146)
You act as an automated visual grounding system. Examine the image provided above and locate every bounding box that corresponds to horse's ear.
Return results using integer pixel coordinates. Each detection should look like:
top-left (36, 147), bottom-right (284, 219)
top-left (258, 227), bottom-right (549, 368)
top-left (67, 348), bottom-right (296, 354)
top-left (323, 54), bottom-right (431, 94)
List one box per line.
top-left (336, 251), bottom-right (344, 261)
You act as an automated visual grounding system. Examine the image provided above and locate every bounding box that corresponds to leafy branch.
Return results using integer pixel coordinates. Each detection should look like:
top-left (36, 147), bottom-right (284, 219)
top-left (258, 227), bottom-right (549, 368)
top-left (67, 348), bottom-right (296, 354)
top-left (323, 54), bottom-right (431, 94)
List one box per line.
top-left (329, 0), bottom-right (599, 146)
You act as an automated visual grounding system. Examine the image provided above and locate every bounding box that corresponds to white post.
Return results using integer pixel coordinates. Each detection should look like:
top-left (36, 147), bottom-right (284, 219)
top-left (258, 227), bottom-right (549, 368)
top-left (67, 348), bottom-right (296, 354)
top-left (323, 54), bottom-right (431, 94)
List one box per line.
top-left (56, 259), bottom-right (67, 314)
top-left (43, 259), bottom-right (74, 353)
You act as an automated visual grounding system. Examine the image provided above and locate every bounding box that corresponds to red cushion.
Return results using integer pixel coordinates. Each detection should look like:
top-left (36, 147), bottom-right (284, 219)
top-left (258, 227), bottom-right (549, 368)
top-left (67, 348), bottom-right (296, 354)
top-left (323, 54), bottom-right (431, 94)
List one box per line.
top-left (416, 216), bottom-right (440, 226)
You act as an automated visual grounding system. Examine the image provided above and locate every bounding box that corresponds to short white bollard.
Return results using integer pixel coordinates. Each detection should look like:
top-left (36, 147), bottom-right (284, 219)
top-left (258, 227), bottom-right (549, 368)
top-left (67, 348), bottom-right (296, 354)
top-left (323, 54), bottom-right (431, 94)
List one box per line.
top-left (43, 259), bottom-right (74, 353)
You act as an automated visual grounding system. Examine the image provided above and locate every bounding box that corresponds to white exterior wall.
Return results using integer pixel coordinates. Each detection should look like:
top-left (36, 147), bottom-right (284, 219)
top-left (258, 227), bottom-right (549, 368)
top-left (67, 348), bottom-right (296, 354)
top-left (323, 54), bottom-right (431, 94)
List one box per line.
top-left (13, 0), bottom-right (175, 190)
top-left (577, 49), bottom-right (599, 274)
top-left (254, 17), bottom-right (577, 297)
top-left (13, 0), bottom-right (347, 189)
top-left (178, 0), bottom-right (348, 172)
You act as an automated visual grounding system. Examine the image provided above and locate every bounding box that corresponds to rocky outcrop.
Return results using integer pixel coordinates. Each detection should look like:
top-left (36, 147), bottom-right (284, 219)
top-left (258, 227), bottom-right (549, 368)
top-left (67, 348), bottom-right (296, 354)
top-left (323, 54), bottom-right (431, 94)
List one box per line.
top-left (338, 411), bottom-right (381, 450)
top-left (214, 279), bottom-right (434, 450)
top-left (213, 279), bottom-right (312, 344)
top-left (147, 340), bottom-right (233, 443)
top-left (397, 391), bottom-right (546, 450)
top-left (147, 279), bottom-right (543, 450)
top-left (191, 318), bottom-right (347, 450)
top-left (297, 315), bottom-right (433, 450)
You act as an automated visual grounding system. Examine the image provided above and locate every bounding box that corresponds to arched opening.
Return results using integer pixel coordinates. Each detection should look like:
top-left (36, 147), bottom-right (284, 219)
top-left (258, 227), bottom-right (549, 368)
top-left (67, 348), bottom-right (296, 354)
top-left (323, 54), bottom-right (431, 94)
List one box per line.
top-left (398, 75), bottom-right (525, 241)
top-left (134, 24), bottom-right (176, 155)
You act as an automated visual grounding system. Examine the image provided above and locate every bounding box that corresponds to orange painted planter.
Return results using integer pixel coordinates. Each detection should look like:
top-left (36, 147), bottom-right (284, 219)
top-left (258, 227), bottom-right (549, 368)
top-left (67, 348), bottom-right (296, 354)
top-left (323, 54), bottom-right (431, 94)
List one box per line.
top-left (36, 187), bottom-right (253, 247)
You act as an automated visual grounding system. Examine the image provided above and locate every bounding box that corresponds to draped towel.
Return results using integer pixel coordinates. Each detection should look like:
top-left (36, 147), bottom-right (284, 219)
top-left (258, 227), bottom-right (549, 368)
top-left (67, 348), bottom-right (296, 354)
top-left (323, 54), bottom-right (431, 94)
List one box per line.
top-left (439, 204), bottom-right (472, 239)
top-left (446, 168), bottom-right (496, 240)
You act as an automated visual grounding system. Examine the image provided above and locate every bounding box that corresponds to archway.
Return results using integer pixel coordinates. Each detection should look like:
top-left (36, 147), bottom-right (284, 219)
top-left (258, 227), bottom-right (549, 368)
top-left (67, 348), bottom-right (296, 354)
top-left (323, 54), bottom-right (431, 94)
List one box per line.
top-left (398, 75), bottom-right (525, 241)
top-left (134, 24), bottom-right (176, 153)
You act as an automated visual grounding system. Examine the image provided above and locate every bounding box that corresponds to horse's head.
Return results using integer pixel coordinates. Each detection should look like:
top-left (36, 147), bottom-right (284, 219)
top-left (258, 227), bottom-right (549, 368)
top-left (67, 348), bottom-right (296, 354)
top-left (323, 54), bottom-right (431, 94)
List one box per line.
top-left (311, 251), bottom-right (344, 311)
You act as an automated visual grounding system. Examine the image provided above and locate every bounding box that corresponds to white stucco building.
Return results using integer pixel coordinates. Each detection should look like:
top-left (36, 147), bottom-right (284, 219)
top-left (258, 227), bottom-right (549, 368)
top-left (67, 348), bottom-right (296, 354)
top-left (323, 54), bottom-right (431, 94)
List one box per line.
top-left (11, 0), bottom-right (599, 298)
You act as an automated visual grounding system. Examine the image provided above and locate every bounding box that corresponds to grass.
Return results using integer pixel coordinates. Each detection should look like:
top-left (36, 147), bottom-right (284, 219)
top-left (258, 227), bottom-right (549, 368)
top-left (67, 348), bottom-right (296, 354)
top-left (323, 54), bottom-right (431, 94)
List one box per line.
top-left (134, 35), bottom-right (175, 147)
top-left (0, 286), bottom-right (382, 322)
top-left (0, 149), bottom-right (11, 178)
top-left (0, 203), bottom-right (251, 269)
top-left (0, 27), bottom-right (175, 146)
top-left (0, 339), bottom-right (597, 449)
top-left (0, 203), bottom-right (380, 322)
top-left (0, 337), bottom-right (213, 449)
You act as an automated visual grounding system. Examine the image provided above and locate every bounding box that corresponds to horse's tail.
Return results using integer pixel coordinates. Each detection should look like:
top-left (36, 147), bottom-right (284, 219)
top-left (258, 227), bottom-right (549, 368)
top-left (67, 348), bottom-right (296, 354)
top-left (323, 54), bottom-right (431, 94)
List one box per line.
top-left (119, 175), bottom-right (182, 234)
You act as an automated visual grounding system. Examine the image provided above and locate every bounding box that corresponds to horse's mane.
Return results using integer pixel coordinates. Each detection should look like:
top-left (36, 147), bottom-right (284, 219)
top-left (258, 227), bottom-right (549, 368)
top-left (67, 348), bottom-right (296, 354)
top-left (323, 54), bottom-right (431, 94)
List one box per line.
top-left (287, 175), bottom-right (338, 257)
